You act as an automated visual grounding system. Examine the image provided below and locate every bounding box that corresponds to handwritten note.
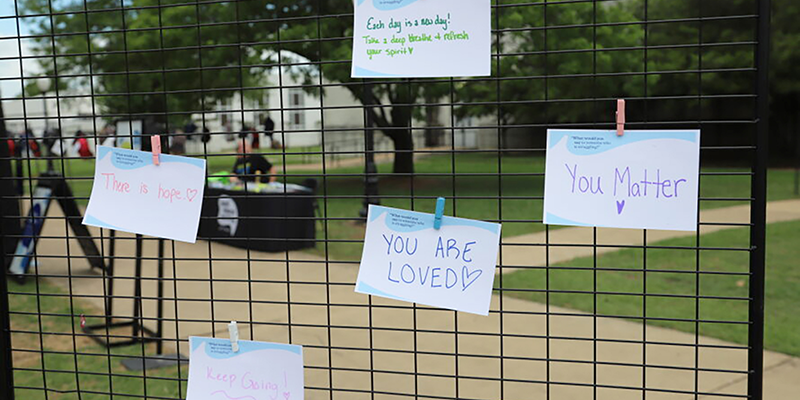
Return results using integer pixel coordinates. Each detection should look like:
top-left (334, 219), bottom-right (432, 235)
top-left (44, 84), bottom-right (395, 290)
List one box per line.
top-left (83, 146), bottom-right (206, 243)
top-left (544, 129), bottom-right (701, 231)
top-left (356, 205), bottom-right (501, 315)
top-left (186, 337), bottom-right (304, 400)
top-left (351, 0), bottom-right (491, 78)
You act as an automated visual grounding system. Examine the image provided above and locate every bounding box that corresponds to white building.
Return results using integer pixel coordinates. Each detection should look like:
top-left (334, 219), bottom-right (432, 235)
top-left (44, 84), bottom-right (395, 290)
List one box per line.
top-left (2, 52), bottom-right (489, 155)
top-left (2, 95), bottom-right (101, 135)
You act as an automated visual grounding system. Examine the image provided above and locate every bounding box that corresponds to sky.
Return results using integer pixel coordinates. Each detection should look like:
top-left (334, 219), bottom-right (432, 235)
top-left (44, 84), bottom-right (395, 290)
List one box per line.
top-left (0, 1), bottom-right (38, 99)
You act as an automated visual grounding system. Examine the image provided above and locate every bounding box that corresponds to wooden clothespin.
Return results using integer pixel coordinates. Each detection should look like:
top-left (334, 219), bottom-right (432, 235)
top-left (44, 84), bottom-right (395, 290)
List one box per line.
top-left (228, 321), bottom-right (239, 352)
top-left (151, 135), bottom-right (161, 165)
top-left (434, 197), bottom-right (445, 230)
top-left (616, 99), bottom-right (626, 137)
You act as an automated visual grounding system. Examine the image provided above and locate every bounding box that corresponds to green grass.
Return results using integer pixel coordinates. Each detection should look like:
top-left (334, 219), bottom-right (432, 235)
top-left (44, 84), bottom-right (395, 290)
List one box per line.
top-left (7, 153), bottom-right (800, 398)
top-left (8, 221), bottom-right (798, 400)
top-left (499, 219), bottom-right (800, 357)
top-left (16, 151), bottom-right (800, 262)
top-left (296, 153), bottom-right (800, 262)
top-left (20, 145), bottom-right (324, 178)
top-left (17, 146), bottom-right (323, 202)
top-left (8, 278), bottom-right (187, 399)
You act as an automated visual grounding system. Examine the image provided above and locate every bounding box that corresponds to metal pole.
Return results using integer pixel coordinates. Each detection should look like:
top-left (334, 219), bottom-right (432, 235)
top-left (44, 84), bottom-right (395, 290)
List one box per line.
top-left (359, 82), bottom-right (380, 220)
top-left (105, 230), bottom-right (116, 326)
top-left (42, 93), bottom-right (47, 133)
top-left (156, 239), bottom-right (164, 355)
top-left (132, 235), bottom-right (143, 338)
top-left (748, 0), bottom-right (771, 399)
top-left (43, 93), bottom-right (55, 172)
top-left (794, 130), bottom-right (799, 196)
top-left (0, 93), bottom-right (17, 400)
top-left (795, 159), bottom-right (799, 196)
top-left (0, 222), bottom-right (16, 400)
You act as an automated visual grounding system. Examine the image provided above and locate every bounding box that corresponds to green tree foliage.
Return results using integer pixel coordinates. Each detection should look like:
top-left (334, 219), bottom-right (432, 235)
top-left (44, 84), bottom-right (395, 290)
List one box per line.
top-left (627, 0), bottom-right (756, 125)
top-left (625, 0), bottom-right (797, 161)
top-left (770, 0), bottom-right (800, 160)
top-left (255, 1), bottom-right (448, 173)
top-left (20, 0), bottom-right (795, 167)
top-left (21, 0), bottom-right (267, 128)
top-left (459, 0), bottom-right (797, 162)
top-left (21, 0), bottom-right (445, 173)
top-left (456, 0), bottom-right (644, 142)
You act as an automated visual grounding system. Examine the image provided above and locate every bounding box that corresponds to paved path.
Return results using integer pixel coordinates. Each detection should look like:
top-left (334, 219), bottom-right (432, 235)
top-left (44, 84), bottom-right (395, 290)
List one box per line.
top-left (20, 199), bottom-right (800, 399)
top-left (501, 198), bottom-right (800, 274)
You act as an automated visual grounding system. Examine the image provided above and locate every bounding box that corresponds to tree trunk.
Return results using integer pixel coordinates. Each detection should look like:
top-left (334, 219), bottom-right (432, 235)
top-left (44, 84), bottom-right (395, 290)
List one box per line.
top-left (424, 96), bottom-right (442, 147)
top-left (386, 87), bottom-right (415, 174)
top-left (351, 83), bottom-right (416, 174)
top-left (387, 127), bottom-right (415, 174)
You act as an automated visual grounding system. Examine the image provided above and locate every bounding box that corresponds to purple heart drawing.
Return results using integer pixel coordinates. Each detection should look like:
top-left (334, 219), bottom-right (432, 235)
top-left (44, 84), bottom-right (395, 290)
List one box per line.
top-left (462, 266), bottom-right (483, 292)
top-left (283, 391), bottom-right (291, 400)
top-left (616, 200), bottom-right (625, 214)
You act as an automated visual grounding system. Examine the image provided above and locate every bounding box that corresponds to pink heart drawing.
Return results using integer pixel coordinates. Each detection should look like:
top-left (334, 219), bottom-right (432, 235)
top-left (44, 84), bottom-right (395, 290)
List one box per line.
top-left (461, 266), bottom-right (483, 292)
top-left (283, 391), bottom-right (291, 400)
top-left (186, 188), bottom-right (198, 202)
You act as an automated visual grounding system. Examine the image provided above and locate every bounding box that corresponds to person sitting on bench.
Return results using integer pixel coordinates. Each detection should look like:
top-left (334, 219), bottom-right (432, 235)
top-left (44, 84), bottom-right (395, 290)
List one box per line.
top-left (231, 142), bottom-right (276, 183)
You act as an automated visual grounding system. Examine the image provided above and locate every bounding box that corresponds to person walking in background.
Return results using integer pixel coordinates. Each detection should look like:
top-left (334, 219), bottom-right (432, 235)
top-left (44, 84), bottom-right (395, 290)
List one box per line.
top-left (72, 130), bottom-right (93, 158)
top-left (238, 125), bottom-right (260, 150)
top-left (223, 115), bottom-right (235, 142)
top-left (42, 128), bottom-right (60, 156)
top-left (200, 126), bottom-right (212, 145)
top-left (249, 125), bottom-right (260, 149)
top-left (99, 124), bottom-right (116, 147)
top-left (184, 120), bottom-right (198, 138)
top-left (6, 133), bottom-right (17, 159)
top-left (8, 131), bottom-right (23, 194)
top-left (20, 128), bottom-right (42, 158)
top-left (47, 129), bottom-right (64, 158)
top-left (263, 113), bottom-right (280, 149)
top-left (170, 128), bottom-right (187, 155)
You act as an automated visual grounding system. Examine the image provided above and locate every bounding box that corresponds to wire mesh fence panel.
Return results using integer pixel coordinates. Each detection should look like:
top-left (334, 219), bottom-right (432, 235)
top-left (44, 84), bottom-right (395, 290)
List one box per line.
top-left (0, 0), bottom-right (773, 399)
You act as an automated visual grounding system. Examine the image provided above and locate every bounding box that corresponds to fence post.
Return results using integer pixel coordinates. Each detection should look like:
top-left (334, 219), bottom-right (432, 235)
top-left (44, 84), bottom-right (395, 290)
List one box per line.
top-left (0, 100), bottom-right (16, 399)
top-left (0, 236), bottom-right (14, 400)
top-left (748, 0), bottom-right (771, 399)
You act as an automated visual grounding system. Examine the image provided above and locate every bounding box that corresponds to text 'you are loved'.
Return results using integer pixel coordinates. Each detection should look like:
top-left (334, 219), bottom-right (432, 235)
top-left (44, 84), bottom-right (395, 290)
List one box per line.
top-left (356, 205), bottom-right (501, 316)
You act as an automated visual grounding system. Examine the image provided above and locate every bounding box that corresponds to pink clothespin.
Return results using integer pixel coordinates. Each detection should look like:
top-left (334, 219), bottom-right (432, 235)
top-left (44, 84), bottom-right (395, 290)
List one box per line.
top-left (616, 99), bottom-right (626, 137)
top-left (151, 135), bottom-right (161, 165)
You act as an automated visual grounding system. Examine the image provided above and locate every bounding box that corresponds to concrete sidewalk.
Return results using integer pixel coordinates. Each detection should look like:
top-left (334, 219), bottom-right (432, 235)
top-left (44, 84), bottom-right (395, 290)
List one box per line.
top-left (22, 199), bottom-right (800, 399)
top-left (501, 198), bottom-right (800, 274)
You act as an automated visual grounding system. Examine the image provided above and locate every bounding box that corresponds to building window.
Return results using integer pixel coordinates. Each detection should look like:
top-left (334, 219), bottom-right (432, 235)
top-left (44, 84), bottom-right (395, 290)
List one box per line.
top-left (288, 89), bottom-right (305, 129)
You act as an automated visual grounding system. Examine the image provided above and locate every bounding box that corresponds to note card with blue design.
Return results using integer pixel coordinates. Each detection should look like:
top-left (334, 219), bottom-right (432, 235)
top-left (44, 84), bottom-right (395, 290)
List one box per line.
top-left (544, 129), bottom-right (701, 231)
top-left (351, 0), bottom-right (490, 78)
top-left (186, 337), bottom-right (304, 400)
top-left (356, 204), bottom-right (501, 316)
top-left (83, 146), bottom-right (206, 243)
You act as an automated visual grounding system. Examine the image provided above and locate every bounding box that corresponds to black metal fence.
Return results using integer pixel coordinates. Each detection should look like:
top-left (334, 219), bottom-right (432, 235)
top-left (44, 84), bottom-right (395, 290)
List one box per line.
top-left (0, 0), bottom-right (771, 399)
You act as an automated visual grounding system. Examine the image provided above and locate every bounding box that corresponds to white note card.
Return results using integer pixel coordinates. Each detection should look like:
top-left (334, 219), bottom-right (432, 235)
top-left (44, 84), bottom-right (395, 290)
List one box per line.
top-left (543, 129), bottom-right (701, 231)
top-left (83, 146), bottom-right (206, 243)
top-left (356, 205), bottom-right (501, 316)
top-left (186, 337), bottom-right (304, 400)
top-left (351, 0), bottom-right (491, 78)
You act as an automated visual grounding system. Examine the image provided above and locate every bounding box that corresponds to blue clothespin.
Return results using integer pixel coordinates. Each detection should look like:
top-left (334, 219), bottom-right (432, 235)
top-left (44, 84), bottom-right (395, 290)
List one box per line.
top-left (434, 197), bottom-right (445, 230)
